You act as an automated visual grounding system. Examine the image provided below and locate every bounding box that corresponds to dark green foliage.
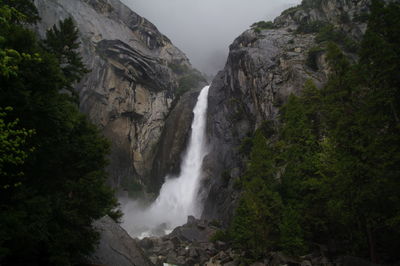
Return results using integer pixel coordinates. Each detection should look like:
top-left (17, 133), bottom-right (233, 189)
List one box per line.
top-left (123, 177), bottom-right (144, 198)
top-left (169, 62), bottom-right (189, 75)
top-left (239, 136), bottom-right (253, 156)
top-left (231, 1), bottom-right (400, 263)
top-left (169, 60), bottom-right (205, 97)
top-left (0, 107), bottom-right (34, 190)
top-left (296, 20), bottom-right (327, 34)
top-left (209, 219), bottom-right (222, 228)
top-left (44, 17), bottom-right (89, 97)
top-left (315, 24), bottom-right (359, 53)
top-left (176, 70), bottom-right (205, 97)
top-left (230, 130), bottom-right (283, 260)
top-left (251, 21), bottom-right (275, 33)
top-left (0, 1), bottom-right (119, 265)
top-left (281, 6), bottom-right (302, 16)
top-left (3, 0), bottom-right (39, 23)
top-left (231, 176), bottom-right (283, 260)
top-left (210, 229), bottom-right (229, 243)
top-left (306, 46), bottom-right (325, 71)
top-left (278, 206), bottom-right (307, 255)
top-left (301, 0), bottom-right (323, 9)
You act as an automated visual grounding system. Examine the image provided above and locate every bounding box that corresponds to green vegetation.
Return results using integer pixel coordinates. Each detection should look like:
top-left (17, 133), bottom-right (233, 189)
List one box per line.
top-left (0, 107), bottom-right (35, 190)
top-left (306, 46), bottom-right (325, 71)
top-left (168, 60), bottom-right (205, 97)
top-left (0, 0), bottom-right (119, 265)
top-left (304, 22), bottom-right (360, 72)
top-left (210, 229), bottom-right (229, 243)
top-left (168, 61), bottom-right (205, 98)
top-left (169, 62), bottom-right (189, 75)
top-left (281, 5), bottom-right (302, 16)
top-left (315, 24), bottom-right (359, 52)
top-left (123, 177), bottom-right (144, 198)
top-left (296, 20), bottom-right (328, 34)
top-left (301, 0), bottom-right (323, 9)
top-left (177, 71), bottom-right (204, 97)
top-left (296, 20), bottom-right (359, 52)
top-left (251, 21), bottom-right (276, 33)
top-left (229, 1), bottom-right (400, 263)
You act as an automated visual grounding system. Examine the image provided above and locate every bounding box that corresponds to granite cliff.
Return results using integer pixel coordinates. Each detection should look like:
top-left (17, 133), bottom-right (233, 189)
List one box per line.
top-left (201, 0), bottom-right (373, 224)
top-left (33, 0), bottom-right (205, 194)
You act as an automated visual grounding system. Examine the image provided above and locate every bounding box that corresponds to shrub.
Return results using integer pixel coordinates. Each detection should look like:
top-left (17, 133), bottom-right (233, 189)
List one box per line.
top-left (306, 46), bottom-right (325, 71)
top-left (169, 62), bottom-right (189, 75)
top-left (296, 20), bottom-right (328, 34)
top-left (210, 229), bottom-right (230, 243)
top-left (281, 5), bottom-right (302, 16)
top-left (176, 71), bottom-right (204, 97)
top-left (251, 20), bottom-right (276, 33)
top-left (301, 0), bottom-right (323, 9)
top-left (315, 25), bottom-right (358, 52)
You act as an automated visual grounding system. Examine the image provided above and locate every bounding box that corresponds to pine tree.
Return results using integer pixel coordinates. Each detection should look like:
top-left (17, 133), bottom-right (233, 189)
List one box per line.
top-left (44, 17), bottom-right (89, 94)
top-left (0, 2), bottom-right (119, 265)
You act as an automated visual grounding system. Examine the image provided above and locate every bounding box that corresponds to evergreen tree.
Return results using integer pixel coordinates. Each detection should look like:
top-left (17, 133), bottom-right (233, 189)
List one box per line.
top-left (0, 1), bottom-right (119, 265)
top-left (44, 17), bottom-right (89, 95)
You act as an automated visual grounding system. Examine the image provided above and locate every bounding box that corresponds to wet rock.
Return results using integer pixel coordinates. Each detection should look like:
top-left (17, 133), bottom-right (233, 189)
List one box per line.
top-left (187, 215), bottom-right (197, 225)
top-left (140, 217), bottom-right (219, 265)
top-left (139, 237), bottom-right (155, 250)
top-left (267, 251), bottom-right (301, 266)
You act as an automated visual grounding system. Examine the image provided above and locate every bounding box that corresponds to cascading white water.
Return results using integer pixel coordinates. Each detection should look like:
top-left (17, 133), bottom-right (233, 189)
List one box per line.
top-left (121, 85), bottom-right (210, 238)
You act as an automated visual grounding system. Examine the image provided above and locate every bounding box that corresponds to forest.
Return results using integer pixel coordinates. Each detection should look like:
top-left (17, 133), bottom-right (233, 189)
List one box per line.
top-left (0, 0), bottom-right (119, 265)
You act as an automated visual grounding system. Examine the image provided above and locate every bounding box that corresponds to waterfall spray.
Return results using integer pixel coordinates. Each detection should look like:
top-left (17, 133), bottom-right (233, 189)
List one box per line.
top-left (121, 85), bottom-right (210, 238)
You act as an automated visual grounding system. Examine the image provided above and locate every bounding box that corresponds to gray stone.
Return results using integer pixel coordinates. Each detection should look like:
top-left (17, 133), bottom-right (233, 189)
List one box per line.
top-left (88, 216), bottom-right (153, 266)
top-left (139, 237), bottom-right (155, 250)
top-left (33, 0), bottom-right (205, 193)
top-left (187, 215), bottom-right (197, 225)
top-left (201, 0), bottom-right (370, 227)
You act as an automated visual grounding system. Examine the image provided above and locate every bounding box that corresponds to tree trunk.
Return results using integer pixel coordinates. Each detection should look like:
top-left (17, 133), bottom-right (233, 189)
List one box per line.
top-left (366, 225), bottom-right (377, 263)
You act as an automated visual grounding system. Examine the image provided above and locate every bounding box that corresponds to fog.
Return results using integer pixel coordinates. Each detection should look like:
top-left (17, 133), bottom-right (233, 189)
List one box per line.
top-left (121, 0), bottom-right (301, 76)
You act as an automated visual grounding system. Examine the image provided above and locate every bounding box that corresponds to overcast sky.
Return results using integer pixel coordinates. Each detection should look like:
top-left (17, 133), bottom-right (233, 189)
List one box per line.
top-left (121, 0), bottom-right (301, 76)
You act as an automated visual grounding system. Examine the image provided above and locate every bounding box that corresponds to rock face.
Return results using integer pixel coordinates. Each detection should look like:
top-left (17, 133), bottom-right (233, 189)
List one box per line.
top-left (201, 0), bottom-right (371, 224)
top-left (89, 216), bottom-right (153, 266)
top-left (139, 216), bottom-right (221, 265)
top-left (33, 0), bottom-right (204, 192)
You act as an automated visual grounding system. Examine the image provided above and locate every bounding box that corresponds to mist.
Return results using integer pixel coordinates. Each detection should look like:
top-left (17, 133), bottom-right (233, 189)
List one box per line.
top-left (121, 0), bottom-right (301, 76)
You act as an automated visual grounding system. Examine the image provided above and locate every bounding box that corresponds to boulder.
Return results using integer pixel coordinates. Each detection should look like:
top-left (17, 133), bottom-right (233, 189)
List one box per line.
top-left (87, 216), bottom-right (153, 266)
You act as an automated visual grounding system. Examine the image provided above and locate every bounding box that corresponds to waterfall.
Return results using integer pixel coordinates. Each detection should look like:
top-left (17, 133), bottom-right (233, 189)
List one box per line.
top-left (121, 85), bottom-right (210, 238)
